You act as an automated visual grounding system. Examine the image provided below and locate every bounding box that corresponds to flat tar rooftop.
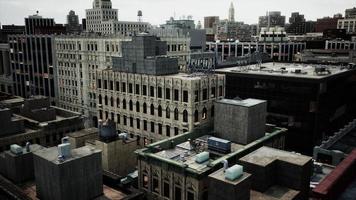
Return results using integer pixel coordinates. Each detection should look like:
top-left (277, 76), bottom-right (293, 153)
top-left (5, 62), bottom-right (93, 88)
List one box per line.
top-left (217, 98), bottom-right (266, 108)
top-left (216, 62), bottom-right (354, 80)
top-left (33, 146), bottom-right (101, 165)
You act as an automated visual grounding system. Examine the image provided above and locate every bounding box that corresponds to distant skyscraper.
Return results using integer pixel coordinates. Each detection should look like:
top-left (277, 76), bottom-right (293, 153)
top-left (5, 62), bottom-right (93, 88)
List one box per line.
top-left (85, 0), bottom-right (149, 35)
top-left (258, 11), bottom-right (286, 31)
top-left (228, 2), bottom-right (235, 22)
top-left (25, 13), bottom-right (65, 35)
top-left (66, 10), bottom-right (81, 33)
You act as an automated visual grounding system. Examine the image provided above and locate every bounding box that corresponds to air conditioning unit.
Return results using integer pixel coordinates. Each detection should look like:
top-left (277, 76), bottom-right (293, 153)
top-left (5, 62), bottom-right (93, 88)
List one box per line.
top-left (10, 144), bottom-right (23, 155)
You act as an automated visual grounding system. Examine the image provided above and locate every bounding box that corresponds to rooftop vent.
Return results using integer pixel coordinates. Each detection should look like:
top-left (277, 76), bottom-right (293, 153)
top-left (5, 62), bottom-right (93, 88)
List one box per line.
top-left (58, 143), bottom-right (71, 159)
top-left (195, 151), bottom-right (210, 163)
top-left (225, 164), bottom-right (243, 181)
top-left (10, 144), bottom-right (23, 155)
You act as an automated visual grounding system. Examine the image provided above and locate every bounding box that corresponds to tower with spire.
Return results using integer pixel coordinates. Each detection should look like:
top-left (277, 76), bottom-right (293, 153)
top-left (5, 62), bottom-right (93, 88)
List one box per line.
top-left (228, 2), bottom-right (235, 22)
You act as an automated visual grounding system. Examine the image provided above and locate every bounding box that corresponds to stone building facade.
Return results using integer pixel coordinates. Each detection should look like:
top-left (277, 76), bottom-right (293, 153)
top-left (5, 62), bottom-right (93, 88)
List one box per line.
top-left (55, 34), bottom-right (131, 127)
top-left (96, 70), bottom-right (225, 143)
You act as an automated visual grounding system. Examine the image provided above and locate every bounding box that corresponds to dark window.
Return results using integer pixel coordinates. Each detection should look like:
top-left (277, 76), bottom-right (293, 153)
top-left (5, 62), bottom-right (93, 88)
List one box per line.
top-left (166, 107), bottom-right (171, 119)
top-left (143, 120), bottom-right (147, 131)
top-left (122, 82), bottom-right (126, 92)
top-left (128, 83), bottom-right (133, 93)
top-left (117, 114), bottom-right (120, 124)
top-left (158, 87), bottom-right (162, 98)
top-left (202, 89), bottom-right (208, 100)
top-left (164, 182), bottom-right (170, 198)
top-left (158, 105), bottom-right (162, 117)
top-left (158, 124), bottom-right (162, 135)
top-left (174, 127), bottom-right (179, 136)
top-left (219, 86), bottom-right (223, 96)
top-left (174, 108), bottom-right (179, 120)
top-left (129, 100), bottom-right (133, 111)
top-left (123, 115), bottom-right (127, 125)
top-left (151, 122), bottom-right (155, 133)
top-left (135, 84), bottom-right (140, 95)
top-left (116, 98), bottom-right (120, 107)
top-left (175, 187), bottom-right (182, 200)
top-left (150, 104), bottom-right (155, 115)
top-left (153, 176), bottom-right (159, 193)
top-left (99, 95), bottom-right (102, 104)
top-left (123, 99), bottom-right (126, 109)
top-left (183, 90), bottom-right (188, 103)
top-left (104, 80), bottom-right (107, 89)
top-left (165, 88), bottom-right (170, 99)
top-left (211, 87), bottom-right (216, 98)
top-left (187, 191), bottom-right (195, 200)
top-left (202, 107), bottom-right (207, 120)
top-left (183, 110), bottom-right (188, 122)
top-left (136, 101), bottom-right (140, 112)
top-left (150, 86), bottom-right (154, 97)
top-left (110, 97), bottom-right (114, 107)
top-left (211, 106), bottom-right (215, 117)
top-left (110, 81), bottom-right (113, 90)
top-left (98, 79), bottom-right (102, 88)
top-left (166, 125), bottom-right (171, 137)
top-left (130, 117), bottom-right (134, 127)
top-left (136, 118), bottom-right (140, 129)
top-left (116, 81), bottom-right (120, 91)
top-left (174, 89), bottom-right (179, 101)
top-left (194, 110), bottom-right (199, 122)
top-left (142, 85), bottom-right (147, 96)
top-left (143, 103), bottom-right (147, 114)
top-left (104, 96), bottom-right (108, 105)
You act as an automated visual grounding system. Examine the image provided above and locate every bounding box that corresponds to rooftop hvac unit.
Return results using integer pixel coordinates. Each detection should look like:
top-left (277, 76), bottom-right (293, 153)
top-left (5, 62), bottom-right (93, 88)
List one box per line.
top-left (119, 132), bottom-right (128, 140)
top-left (208, 137), bottom-right (231, 153)
top-left (10, 144), bottom-right (23, 155)
top-left (58, 143), bottom-right (71, 159)
top-left (225, 164), bottom-right (243, 181)
top-left (195, 151), bottom-right (210, 163)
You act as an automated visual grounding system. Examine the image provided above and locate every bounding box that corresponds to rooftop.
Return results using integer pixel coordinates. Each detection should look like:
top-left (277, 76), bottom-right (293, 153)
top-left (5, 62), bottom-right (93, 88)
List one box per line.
top-left (33, 146), bottom-right (101, 165)
top-left (250, 185), bottom-right (300, 200)
top-left (68, 128), bottom-right (98, 138)
top-left (216, 62), bottom-right (354, 80)
top-left (209, 168), bottom-right (251, 185)
top-left (240, 146), bottom-right (311, 167)
top-left (216, 98), bottom-right (266, 108)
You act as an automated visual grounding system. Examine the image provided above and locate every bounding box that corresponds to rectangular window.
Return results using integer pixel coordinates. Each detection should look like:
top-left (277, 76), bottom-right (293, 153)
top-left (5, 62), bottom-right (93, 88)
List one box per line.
top-left (175, 187), bottom-right (182, 200)
top-left (202, 88), bottom-right (208, 100)
top-left (164, 182), bottom-right (170, 198)
top-left (174, 89), bottom-right (179, 101)
top-left (151, 122), bottom-right (155, 133)
top-left (153, 177), bottom-right (159, 194)
top-left (165, 88), bottom-right (170, 100)
top-left (219, 86), bottom-right (223, 96)
top-left (128, 83), bottom-right (133, 93)
top-left (183, 90), bottom-right (188, 103)
top-left (130, 117), bottom-right (133, 127)
top-left (174, 127), bottom-right (179, 136)
top-left (194, 90), bottom-right (199, 102)
top-left (150, 86), bottom-right (154, 97)
top-left (116, 81), bottom-right (120, 91)
top-left (187, 191), bottom-right (195, 200)
top-left (136, 118), bottom-right (140, 129)
top-left (122, 82), bottom-right (126, 92)
top-left (104, 80), bottom-right (107, 89)
top-left (142, 85), bottom-right (147, 96)
top-left (116, 114), bottom-right (120, 124)
top-left (123, 116), bottom-right (127, 126)
top-left (211, 87), bottom-right (216, 98)
top-left (110, 81), bottom-right (113, 90)
top-left (143, 120), bottom-right (147, 131)
top-left (135, 84), bottom-right (140, 95)
top-left (158, 124), bottom-right (162, 135)
top-left (158, 87), bottom-right (162, 98)
top-left (166, 125), bottom-right (170, 137)
top-left (97, 79), bottom-right (102, 88)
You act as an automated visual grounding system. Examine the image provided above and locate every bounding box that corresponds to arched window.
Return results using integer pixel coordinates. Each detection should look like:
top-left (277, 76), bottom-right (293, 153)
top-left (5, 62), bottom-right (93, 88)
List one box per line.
top-left (202, 107), bottom-right (207, 120)
top-left (116, 98), bottom-right (120, 108)
top-left (122, 99), bottom-right (126, 109)
top-left (99, 95), bottom-right (102, 104)
top-left (143, 103), bottom-right (147, 114)
top-left (194, 110), bottom-right (199, 122)
top-left (174, 108), bottom-right (179, 120)
top-left (211, 105), bottom-right (215, 117)
top-left (150, 104), bottom-right (155, 115)
top-left (166, 107), bottom-right (170, 119)
top-left (183, 110), bottom-right (188, 123)
top-left (104, 96), bottom-right (108, 105)
top-left (110, 97), bottom-right (114, 107)
top-left (136, 101), bottom-right (140, 112)
top-left (129, 100), bottom-right (133, 111)
top-left (158, 105), bottom-right (162, 117)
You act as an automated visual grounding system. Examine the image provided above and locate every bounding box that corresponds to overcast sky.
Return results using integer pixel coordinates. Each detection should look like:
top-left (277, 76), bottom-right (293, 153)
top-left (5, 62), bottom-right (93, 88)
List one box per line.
top-left (0, 0), bottom-right (355, 26)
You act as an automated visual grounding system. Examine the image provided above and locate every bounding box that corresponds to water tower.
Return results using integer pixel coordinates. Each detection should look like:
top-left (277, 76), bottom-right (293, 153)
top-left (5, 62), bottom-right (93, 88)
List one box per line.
top-left (138, 10), bottom-right (143, 22)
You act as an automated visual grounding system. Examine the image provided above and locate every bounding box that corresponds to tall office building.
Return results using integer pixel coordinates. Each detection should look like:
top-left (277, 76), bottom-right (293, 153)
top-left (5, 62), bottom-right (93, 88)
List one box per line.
top-left (228, 2), bottom-right (235, 22)
top-left (85, 0), bottom-right (149, 35)
top-left (0, 44), bottom-right (12, 94)
top-left (55, 34), bottom-right (131, 127)
top-left (258, 11), bottom-right (286, 30)
top-left (96, 35), bottom-right (225, 144)
top-left (25, 13), bottom-right (66, 35)
top-left (66, 10), bottom-right (82, 33)
top-left (345, 7), bottom-right (356, 19)
top-left (337, 7), bottom-right (356, 34)
top-left (8, 35), bottom-right (58, 105)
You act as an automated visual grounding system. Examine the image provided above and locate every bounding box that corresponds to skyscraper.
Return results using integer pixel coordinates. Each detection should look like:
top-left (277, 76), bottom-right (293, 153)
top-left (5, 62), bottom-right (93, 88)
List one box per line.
top-left (66, 10), bottom-right (81, 33)
top-left (228, 2), bottom-right (235, 22)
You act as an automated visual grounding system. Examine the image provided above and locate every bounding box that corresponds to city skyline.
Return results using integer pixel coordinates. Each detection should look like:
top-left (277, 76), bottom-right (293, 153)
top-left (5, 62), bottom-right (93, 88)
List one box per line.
top-left (0, 0), bottom-right (355, 26)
